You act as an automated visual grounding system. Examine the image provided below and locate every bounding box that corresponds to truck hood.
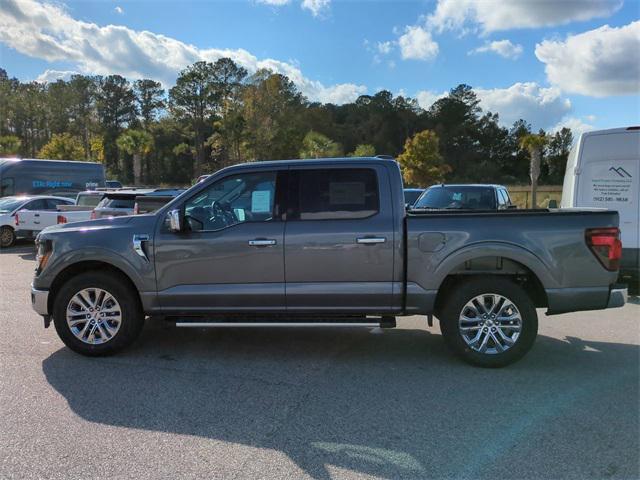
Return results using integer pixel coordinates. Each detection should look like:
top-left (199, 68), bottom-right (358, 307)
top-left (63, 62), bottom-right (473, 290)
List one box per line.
top-left (39, 215), bottom-right (134, 236)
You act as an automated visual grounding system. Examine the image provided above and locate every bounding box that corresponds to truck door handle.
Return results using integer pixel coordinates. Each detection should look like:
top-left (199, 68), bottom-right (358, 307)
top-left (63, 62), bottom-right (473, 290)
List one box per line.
top-left (248, 239), bottom-right (277, 247)
top-left (356, 237), bottom-right (386, 244)
top-left (34, 214), bottom-right (40, 217)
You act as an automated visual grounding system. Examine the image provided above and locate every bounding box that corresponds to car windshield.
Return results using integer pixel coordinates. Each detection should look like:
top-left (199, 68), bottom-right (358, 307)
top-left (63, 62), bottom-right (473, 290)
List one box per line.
top-left (76, 194), bottom-right (104, 207)
top-left (414, 186), bottom-right (497, 210)
top-left (0, 197), bottom-right (27, 214)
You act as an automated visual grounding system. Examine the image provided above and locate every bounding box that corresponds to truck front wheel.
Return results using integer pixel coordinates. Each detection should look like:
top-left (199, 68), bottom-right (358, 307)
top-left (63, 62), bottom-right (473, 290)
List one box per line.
top-left (52, 272), bottom-right (144, 356)
top-left (439, 277), bottom-right (538, 367)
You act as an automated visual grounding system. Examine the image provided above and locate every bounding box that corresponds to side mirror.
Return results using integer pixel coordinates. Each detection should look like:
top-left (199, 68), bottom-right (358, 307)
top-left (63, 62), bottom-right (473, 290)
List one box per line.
top-left (167, 208), bottom-right (183, 232)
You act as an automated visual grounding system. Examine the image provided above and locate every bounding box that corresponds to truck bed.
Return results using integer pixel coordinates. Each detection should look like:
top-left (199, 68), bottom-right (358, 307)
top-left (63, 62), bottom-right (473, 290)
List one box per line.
top-left (405, 208), bottom-right (620, 315)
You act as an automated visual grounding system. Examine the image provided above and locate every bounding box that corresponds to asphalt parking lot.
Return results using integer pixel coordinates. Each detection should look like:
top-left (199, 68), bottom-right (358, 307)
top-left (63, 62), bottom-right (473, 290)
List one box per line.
top-left (1, 240), bottom-right (639, 480)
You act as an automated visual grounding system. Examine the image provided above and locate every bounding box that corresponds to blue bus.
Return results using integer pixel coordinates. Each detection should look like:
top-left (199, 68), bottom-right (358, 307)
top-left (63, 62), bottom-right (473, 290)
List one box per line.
top-left (0, 158), bottom-right (106, 198)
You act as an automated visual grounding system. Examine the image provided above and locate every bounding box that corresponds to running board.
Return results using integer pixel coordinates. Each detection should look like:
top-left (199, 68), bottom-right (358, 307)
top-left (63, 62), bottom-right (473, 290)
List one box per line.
top-left (176, 322), bottom-right (381, 328)
top-left (174, 316), bottom-right (396, 329)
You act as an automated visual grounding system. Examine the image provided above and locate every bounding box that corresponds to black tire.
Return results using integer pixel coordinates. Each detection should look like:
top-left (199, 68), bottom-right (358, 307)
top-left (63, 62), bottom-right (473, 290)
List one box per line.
top-left (52, 271), bottom-right (144, 356)
top-left (439, 276), bottom-right (538, 368)
top-left (0, 226), bottom-right (16, 248)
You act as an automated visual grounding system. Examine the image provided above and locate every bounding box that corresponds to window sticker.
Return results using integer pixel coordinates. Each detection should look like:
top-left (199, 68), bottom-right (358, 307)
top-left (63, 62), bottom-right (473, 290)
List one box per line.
top-left (234, 208), bottom-right (246, 221)
top-left (329, 182), bottom-right (365, 205)
top-left (251, 190), bottom-right (271, 213)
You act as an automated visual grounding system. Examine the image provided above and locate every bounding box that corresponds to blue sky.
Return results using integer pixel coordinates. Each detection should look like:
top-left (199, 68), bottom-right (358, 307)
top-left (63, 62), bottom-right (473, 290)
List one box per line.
top-left (1, 0), bottom-right (639, 135)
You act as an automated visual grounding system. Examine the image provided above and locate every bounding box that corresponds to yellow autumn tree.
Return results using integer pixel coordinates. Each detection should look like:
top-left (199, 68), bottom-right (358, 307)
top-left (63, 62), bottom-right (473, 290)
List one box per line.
top-left (397, 130), bottom-right (450, 187)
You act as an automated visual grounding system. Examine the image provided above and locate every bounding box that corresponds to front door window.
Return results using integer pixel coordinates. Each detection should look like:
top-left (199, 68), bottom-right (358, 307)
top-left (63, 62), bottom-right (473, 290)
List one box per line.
top-left (184, 171), bottom-right (277, 232)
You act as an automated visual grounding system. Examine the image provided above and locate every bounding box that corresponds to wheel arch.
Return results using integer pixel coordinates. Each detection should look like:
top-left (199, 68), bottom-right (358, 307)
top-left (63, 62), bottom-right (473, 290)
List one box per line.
top-left (47, 260), bottom-right (142, 315)
top-left (432, 244), bottom-right (552, 316)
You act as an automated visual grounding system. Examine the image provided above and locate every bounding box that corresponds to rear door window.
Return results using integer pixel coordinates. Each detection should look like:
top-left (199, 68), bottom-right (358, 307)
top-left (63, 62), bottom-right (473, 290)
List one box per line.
top-left (290, 168), bottom-right (379, 220)
top-left (46, 199), bottom-right (72, 210)
top-left (23, 199), bottom-right (48, 210)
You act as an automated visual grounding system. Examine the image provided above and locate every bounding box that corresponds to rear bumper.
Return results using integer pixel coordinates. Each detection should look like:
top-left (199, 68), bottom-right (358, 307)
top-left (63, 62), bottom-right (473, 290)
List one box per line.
top-left (607, 285), bottom-right (628, 309)
top-left (31, 285), bottom-right (49, 316)
top-left (546, 283), bottom-right (627, 315)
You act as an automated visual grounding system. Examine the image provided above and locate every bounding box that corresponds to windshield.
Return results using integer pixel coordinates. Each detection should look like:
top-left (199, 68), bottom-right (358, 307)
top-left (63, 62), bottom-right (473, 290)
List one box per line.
top-left (76, 194), bottom-right (104, 207)
top-left (414, 186), bottom-right (497, 210)
top-left (0, 196), bottom-right (27, 214)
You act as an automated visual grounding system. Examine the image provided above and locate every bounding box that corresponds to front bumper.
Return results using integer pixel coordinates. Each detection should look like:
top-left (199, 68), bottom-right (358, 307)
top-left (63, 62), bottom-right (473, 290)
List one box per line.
top-left (31, 285), bottom-right (49, 316)
top-left (607, 285), bottom-right (627, 309)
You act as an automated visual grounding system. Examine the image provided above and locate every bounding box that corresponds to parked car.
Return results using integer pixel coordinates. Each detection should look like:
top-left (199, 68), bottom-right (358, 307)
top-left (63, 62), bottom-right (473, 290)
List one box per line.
top-left (403, 188), bottom-right (424, 208)
top-left (561, 126), bottom-right (639, 292)
top-left (412, 184), bottom-right (515, 211)
top-left (0, 158), bottom-right (105, 198)
top-left (31, 157), bottom-right (626, 367)
top-left (14, 190), bottom-right (110, 235)
top-left (0, 196), bottom-right (74, 247)
top-left (92, 189), bottom-right (185, 219)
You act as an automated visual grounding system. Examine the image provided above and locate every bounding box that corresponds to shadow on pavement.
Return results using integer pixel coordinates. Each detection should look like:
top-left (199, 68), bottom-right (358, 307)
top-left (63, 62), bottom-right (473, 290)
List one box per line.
top-left (2, 240), bottom-right (36, 260)
top-left (42, 323), bottom-right (639, 479)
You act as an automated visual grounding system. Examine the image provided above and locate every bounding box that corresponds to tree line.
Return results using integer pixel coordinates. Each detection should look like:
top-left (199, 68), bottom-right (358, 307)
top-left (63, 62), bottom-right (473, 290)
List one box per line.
top-left (0, 60), bottom-right (573, 189)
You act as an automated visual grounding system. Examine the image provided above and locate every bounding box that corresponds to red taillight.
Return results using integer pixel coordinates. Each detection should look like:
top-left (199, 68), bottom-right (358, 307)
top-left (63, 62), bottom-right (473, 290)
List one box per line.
top-left (586, 228), bottom-right (622, 271)
top-left (14, 213), bottom-right (19, 226)
top-left (90, 210), bottom-right (97, 220)
top-left (57, 215), bottom-right (67, 224)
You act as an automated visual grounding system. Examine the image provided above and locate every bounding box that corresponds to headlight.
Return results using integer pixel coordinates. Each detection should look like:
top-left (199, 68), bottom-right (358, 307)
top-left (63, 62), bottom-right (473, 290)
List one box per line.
top-left (35, 239), bottom-right (52, 274)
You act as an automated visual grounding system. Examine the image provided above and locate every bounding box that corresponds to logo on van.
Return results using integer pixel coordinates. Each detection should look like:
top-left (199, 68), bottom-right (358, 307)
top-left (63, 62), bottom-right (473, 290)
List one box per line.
top-left (609, 167), bottom-right (632, 178)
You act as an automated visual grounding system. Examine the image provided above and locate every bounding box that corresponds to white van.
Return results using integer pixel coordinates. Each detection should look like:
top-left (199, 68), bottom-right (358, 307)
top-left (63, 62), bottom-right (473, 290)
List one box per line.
top-left (561, 126), bottom-right (640, 290)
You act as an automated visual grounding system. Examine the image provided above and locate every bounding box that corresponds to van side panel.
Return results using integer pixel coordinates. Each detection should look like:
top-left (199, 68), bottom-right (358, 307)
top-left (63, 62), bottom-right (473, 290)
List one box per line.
top-left (0, 159), bottom-right (106, 198)
top-left (570, 130), bottom-right (640, 285)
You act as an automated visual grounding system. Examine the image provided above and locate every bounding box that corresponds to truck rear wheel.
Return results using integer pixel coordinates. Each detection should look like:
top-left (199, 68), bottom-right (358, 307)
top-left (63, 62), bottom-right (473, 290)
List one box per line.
top-left (439, 277), bottom-right (538, 367)
top-left (52, 271), bottom-right (144, 356)
top-left (0, 226), bottom-right (16, 248)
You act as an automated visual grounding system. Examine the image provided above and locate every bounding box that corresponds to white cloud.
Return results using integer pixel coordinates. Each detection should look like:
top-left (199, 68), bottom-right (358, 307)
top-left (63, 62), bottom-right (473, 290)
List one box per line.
top-left (475, 82), bottom-right (572, 130)
top-left (114, 6), bottom-right (123, 14)
top-left (398, 26), bottom-right (439, 61)
top-left (552, 116), bottom-right (595, 137)
top-left (415, 89), bottom-right (448, 109)
top-left (35, 69), bottom-right (79, 82)
top-left (535, 21), bottom-right (640, 97)
top-left (301, 0), bottom-right (330, 17)
top-left (377, 41), bottom-right (393, 55)
top-left (427, 0), bottom-right (622, 33)
top-left (469, 39), bottom-right (523, 59)
top-left (0, 0), bottom-right (363, 104)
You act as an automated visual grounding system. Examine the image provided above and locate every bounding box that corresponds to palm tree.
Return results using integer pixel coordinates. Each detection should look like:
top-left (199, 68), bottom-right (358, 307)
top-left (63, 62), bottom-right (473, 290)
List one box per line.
top-left (117, 130), bottom-right (154, 185)
top-left (299, 131), bottom-right (343, 158)
top-left (519, 133), bottom-right (548, 208)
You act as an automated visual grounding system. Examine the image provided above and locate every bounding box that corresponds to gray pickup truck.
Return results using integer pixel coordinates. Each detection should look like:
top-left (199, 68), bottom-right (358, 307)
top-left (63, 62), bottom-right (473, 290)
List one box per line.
top-left (31, 157), bottom-right (627, 367)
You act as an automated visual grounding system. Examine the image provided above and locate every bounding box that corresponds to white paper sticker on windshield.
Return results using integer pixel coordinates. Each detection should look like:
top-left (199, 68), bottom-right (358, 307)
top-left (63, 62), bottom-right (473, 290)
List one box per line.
top-left (251, 190), bottom-right (271, 213)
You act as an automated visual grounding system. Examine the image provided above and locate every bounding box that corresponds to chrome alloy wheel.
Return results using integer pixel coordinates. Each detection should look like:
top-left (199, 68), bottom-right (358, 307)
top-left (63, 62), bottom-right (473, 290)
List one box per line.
top-left (66, 288), bottom-right (122, 345)
top-left (458, 293), bottom-right (522, 354)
